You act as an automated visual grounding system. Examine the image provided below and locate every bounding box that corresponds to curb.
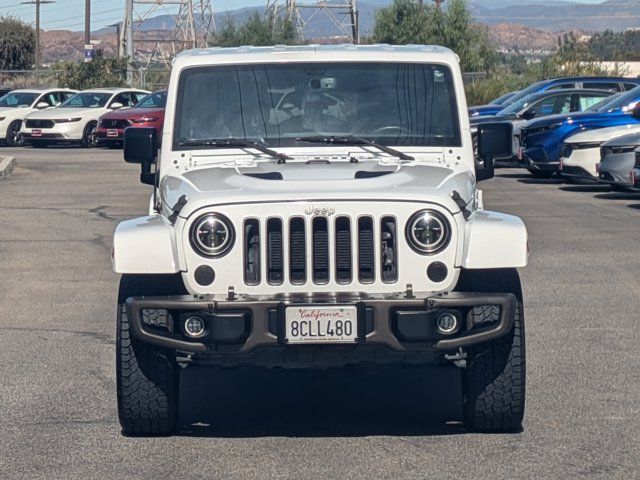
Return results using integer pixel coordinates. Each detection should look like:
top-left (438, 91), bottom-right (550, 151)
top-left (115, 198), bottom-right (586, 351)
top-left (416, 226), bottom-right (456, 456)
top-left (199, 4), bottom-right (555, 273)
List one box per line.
top-left (0, 156), bottom-right (16, 179)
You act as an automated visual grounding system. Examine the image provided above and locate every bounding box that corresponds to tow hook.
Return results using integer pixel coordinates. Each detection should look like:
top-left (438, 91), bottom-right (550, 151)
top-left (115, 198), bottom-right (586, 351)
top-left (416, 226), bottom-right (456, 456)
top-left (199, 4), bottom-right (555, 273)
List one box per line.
top-left (445, 348), bottom-right (467, 368)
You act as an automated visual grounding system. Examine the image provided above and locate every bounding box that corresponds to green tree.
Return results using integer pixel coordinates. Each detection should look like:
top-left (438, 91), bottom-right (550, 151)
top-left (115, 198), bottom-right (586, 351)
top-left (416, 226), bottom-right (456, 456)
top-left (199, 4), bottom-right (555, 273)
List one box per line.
top-left (0, 16), bottom-right (35, 70)
top-left (52, 50), bottom-right (128, 90)
top-left (372, 0), bottom-right (497, 72)
top-left (212, 12), bottom-right (298, 47)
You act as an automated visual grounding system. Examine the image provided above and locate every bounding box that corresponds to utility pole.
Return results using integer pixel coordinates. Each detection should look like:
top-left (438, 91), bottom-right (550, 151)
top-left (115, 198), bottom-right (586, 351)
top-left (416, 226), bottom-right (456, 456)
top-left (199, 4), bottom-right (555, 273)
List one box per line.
top-left (84, 0), bottom-right (91, 46)
top-left (109, 23), bottom-right (121, 58)
top-left (21, 0), bottom-right (55, 69)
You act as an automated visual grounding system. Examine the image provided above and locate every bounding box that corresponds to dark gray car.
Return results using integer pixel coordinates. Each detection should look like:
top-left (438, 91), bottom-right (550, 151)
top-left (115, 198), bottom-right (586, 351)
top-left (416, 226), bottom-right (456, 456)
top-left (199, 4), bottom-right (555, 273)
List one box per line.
top-left (598, 132), bottom-right (640, 191)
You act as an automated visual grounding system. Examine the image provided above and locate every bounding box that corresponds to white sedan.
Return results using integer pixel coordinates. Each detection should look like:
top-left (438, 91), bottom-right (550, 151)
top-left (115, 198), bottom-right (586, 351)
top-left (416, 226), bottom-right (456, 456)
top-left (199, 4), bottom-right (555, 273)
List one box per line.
top-left (560, 124), bottom-right (640, 181)
top-left (21, 88), bottom-right (149, 148)
top-left (0, 88), bottom-right (76, 146)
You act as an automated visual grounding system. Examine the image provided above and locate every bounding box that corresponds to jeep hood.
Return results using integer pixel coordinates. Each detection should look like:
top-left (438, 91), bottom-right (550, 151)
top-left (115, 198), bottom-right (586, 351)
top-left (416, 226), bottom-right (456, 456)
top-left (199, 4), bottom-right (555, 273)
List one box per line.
top-left (161, 162), bottom-right (474, 219)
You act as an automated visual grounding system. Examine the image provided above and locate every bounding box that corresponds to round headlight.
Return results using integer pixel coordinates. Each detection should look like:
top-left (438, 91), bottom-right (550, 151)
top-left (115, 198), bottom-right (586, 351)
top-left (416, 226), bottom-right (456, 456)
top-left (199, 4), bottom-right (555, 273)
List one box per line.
top-left (406, 210), bottom-right (451, 254)
top-left (190, 213), bottom-right (234, 258)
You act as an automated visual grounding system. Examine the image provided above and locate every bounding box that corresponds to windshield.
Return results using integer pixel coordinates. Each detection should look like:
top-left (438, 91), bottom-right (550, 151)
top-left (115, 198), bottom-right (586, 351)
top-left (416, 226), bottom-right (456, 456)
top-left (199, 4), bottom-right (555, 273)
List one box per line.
top-left (492, 91), bottom-right (517, 105)
top-left (135, 91), bottom-right (167, 109)
top-left (174, 63), bottom-right (461, 149)
top-left (593, 86), bottom-right (640, 112)
top-left (499, 81), bottom-right (548, 107)
top-left (0, 92), bottom-right (38, 108)
top-left (61, 92), bottom-right (111, 108)
top-left (498, 93), bottom-right (541, 115)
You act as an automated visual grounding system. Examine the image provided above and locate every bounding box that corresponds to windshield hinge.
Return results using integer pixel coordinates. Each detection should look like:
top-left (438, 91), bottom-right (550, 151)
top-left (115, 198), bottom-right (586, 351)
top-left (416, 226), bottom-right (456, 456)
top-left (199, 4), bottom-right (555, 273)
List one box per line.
top-left (451, 191), bottom-right (471, 220)
top-left (168, 194), bottom-right (188, 225)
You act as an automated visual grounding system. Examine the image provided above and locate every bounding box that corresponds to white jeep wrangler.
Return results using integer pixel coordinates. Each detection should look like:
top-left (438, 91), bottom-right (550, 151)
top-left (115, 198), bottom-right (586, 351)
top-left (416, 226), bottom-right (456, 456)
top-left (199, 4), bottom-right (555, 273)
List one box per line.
top-left (113, 45), bottom-right (528, 436)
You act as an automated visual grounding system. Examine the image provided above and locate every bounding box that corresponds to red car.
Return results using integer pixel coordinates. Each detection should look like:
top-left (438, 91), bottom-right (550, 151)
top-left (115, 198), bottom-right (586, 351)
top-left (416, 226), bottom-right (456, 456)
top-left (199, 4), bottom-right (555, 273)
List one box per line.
top-left (96, 90), bottom-right (166, 147)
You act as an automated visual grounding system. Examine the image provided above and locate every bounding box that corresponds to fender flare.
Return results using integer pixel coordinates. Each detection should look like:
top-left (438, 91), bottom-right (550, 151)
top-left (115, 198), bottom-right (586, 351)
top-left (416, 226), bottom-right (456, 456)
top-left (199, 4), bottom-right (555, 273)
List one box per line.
top-left (462, 210), bottom-right (528, 269)
top-left (112, 215), bottom-right (183, 274)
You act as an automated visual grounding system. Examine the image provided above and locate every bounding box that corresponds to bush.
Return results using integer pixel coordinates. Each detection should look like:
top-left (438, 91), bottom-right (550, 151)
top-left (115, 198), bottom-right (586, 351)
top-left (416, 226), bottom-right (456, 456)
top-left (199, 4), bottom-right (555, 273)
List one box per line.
top-left (52, 50), bottom-right (128, 90)
top-left (0, 16), bottom-right (35, 70)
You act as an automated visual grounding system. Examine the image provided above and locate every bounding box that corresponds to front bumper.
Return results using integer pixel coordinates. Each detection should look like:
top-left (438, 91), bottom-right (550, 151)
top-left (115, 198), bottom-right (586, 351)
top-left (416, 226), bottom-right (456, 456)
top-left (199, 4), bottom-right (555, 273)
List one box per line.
top-left (126, 292), bottom-right (516, 363)
top-left (21, 123), bottom-right (84, 141)
top-left (518, 146), bottom-right (560, 172)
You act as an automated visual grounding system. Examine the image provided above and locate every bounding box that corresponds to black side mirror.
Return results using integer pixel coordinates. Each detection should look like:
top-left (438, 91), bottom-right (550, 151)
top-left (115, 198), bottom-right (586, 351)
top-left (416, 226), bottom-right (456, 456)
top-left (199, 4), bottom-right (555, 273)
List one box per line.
top-left (124, 127), bottom-right (158, 185)
top-left (521, 109), bottom-right (536, 120)
top-left (476, 122), bottom-right (513, 182)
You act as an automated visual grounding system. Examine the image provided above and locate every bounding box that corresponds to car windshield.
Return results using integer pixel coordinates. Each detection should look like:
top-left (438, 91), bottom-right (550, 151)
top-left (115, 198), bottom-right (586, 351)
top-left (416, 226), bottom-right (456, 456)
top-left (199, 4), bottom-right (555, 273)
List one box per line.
top-left (498, 81), bottom-right (549, 107)
top-left (174, 62), bottom-right (461, 149)
top-left (592, 86), bottom-right (640, 112)
top-left (498, 93), bottom-right (542, 115)
top-left (0, 92), bottom-right (38, 108)
top-left (492, 91), bottom-right (517, 105)
top-left (61, 92), bottom-right (111, 108)
top-left (135, 91), bottom-right (167, 109)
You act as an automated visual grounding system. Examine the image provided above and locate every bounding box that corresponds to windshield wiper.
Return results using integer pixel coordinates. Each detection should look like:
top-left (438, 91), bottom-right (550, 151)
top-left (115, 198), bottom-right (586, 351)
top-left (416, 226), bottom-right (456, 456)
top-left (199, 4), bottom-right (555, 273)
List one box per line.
top-left (178, 138), bottom-right (292, 163)
top-left (297, 135), bottom-right (415, 161)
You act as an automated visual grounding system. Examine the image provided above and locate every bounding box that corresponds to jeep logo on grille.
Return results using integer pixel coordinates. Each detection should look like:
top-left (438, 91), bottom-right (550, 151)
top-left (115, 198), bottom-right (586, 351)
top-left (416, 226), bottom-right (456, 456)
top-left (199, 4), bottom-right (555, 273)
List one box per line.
top-left (305, 205), bottom-right (336, 216)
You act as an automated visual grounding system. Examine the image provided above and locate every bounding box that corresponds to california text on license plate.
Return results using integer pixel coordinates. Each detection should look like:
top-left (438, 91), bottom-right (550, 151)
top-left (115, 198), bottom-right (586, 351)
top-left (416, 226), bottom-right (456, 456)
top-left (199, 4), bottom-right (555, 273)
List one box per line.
top-left (107, 129), bottom-right (119, 137)
top-left (285, 306), bottom-right (357, 344)
top-left (32, 129), bottom-right (42, 137)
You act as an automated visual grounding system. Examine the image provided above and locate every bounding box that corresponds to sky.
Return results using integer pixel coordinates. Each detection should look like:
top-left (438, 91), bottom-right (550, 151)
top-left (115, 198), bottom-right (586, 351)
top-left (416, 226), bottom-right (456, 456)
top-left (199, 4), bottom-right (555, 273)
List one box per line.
top-left (0, 0), bottom-right (608, 32)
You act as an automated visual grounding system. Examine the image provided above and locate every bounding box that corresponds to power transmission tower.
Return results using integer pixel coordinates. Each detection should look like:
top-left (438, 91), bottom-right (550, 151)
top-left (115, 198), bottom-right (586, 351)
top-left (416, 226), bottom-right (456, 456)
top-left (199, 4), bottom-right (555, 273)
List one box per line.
top-left (266, 1), bottom-right (359, 44)
top-left (121, 0), bottom-right (215, 85)
top-left (21, 0), bottom-right (55, 69)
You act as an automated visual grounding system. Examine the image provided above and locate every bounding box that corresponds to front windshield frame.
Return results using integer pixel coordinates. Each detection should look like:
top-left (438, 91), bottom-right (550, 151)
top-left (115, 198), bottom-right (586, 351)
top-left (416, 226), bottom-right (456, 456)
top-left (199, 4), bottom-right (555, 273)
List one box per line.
top-left (172, 62), bottom-right (462, 151)
top-left (0, 92), bottom-right (38, 108)
top-left (60, 92), bottom-right (112, 109)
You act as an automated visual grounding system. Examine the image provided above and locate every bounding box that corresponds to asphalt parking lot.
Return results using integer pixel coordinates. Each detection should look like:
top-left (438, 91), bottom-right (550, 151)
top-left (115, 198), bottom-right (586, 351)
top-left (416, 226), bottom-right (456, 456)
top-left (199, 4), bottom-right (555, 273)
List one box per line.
top-left (0, 146), bottom-right (639, 479)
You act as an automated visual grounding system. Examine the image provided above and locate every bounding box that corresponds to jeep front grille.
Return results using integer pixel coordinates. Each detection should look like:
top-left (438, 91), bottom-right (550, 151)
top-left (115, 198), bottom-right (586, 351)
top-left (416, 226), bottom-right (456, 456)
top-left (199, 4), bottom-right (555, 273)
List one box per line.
top-left (244, 215), bottom-right (399, 287)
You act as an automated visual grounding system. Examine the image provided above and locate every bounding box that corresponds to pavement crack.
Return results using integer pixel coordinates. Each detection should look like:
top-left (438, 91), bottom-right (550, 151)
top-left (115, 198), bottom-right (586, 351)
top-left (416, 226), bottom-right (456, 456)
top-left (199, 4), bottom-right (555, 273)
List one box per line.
top-left (89, 205), bottom-right (118, 222)
top-left (0, 326), bottom-right (114, 345)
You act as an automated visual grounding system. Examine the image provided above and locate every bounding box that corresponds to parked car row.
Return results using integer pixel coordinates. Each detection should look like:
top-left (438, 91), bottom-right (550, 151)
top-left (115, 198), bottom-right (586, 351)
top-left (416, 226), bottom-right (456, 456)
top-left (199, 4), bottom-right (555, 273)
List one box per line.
top-left (470, 76), bottom-right (640, 193)
top-left (0, 87), bottom-right (167, 149)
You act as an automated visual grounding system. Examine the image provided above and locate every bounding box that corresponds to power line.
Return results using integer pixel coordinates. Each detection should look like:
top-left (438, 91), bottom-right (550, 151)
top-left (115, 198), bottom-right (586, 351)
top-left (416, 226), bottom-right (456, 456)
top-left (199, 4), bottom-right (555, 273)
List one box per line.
top-left (21, 0), bottom-right (55, 69)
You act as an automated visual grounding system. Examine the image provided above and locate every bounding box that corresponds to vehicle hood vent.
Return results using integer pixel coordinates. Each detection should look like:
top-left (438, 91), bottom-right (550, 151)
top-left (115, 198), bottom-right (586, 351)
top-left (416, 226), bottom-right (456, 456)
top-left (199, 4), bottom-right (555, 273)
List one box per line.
top-left (238, 163), bottom-right (398, 182)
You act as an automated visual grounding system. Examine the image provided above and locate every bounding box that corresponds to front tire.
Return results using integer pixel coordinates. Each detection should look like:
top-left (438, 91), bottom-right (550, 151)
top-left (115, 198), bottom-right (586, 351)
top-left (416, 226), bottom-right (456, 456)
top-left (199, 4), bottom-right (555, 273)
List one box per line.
top-left (116, 274), bottom-right (183, 436)
top-left (5, 121), bottom-right (23, 147)
top-left (458, 268), bottom-right (526, 433)
top-left (82, 122), bottom-right (98, 148)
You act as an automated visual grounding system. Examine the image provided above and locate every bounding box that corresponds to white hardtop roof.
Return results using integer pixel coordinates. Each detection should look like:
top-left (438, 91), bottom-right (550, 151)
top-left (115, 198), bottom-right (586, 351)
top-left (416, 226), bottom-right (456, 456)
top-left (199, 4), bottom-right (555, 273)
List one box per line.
top-left (173, 44), bottom-right (459, 68)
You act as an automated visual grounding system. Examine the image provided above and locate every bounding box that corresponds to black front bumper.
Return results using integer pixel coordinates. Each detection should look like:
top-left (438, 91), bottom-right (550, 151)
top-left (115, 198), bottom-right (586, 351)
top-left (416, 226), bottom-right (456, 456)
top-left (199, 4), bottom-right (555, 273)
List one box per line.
top-left (126, 292), bottom-right (516, 360)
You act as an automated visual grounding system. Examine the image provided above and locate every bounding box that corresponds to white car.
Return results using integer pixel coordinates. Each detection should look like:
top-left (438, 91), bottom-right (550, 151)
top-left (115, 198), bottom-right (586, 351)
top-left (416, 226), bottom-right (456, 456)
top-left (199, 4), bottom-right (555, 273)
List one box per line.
top-left (560, 123), bottom-right (640, 181)
top-left (112, 45), bottom-right (529, 436)
top-left (21, 88), bottom-right (149, 148)
top-left (0, 88), bottom-right (76, 146)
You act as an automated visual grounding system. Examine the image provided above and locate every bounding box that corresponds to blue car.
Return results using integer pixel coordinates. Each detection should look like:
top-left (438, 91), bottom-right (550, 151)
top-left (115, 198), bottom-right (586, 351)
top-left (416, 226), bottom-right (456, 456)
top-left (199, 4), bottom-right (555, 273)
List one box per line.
top-left (469, 76), bottom-right (640, 117)
top-left (519, 87), bottom-right (640, 177)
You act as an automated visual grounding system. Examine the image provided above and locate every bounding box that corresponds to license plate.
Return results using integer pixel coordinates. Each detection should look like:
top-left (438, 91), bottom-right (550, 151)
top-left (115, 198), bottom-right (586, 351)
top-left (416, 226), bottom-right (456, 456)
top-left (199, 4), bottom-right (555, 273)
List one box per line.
top-left (32, 129), bottom-right (42, 137)
top-left (285, 306), bottom-right (357, 344)
top-left (107, 129), bottom-right (119, 137)
top-left (517, 147), bottom-right (523, 160)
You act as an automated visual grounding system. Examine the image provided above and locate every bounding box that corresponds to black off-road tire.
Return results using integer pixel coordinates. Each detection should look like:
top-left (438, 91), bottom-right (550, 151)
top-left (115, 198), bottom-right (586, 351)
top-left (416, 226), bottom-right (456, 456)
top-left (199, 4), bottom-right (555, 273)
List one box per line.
top-left (82, 122), bottom-right (98, 148)
top-left (458, 268), bottom-right (526, 433)
top-left (117, 274), bottom-right (184, 436)
top-left (6, 120), bottom-right (23, 147)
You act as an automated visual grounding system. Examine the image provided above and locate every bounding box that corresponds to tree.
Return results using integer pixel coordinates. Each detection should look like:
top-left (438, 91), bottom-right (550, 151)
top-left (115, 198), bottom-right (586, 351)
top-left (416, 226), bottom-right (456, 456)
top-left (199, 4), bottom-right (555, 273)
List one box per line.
top-left (372, 0), bottom-right (497, 72)
top-left (0, 16), bottom-right (35, 70)
top-left (52, 50), bottom-right (128, 90)
top-left (212, 12), bottom-right (298, 47)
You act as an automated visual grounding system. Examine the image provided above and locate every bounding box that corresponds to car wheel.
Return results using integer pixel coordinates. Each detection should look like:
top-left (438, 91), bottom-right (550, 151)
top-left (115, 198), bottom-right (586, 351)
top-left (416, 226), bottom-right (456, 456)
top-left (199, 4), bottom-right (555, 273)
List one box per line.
top-left (6, 121), bottom-right (23, 147)
top-left (458, 268), bottom-right (526, 433)
top-left (117, 274), bottom-right (184, 437)
top-left (82, 122), bottom-right (98, 148)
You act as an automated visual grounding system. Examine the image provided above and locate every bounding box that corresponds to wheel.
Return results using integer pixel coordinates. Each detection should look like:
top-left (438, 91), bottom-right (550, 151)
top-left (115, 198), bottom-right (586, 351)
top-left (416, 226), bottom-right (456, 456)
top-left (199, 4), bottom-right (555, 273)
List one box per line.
top-left (5, 121), bottom-right (23, 147)
top-left (458, 268), bottom-right (526, 433)
top-left (527, 169), bottom-right (553, 178)
top-left (82, 122), bottom-right (98, 148)
top-left (31, 141), bottom-right (50, 149)
top-left (117, 274), bottom-right (185, 436)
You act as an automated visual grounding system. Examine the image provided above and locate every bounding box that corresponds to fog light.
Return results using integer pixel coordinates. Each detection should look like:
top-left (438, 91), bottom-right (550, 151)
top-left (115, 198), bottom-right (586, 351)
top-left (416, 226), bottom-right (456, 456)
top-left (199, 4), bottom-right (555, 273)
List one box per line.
top-left (436, 312), bottom-right (458, 335)
top-left (184, 316), bottom-right (206, 338)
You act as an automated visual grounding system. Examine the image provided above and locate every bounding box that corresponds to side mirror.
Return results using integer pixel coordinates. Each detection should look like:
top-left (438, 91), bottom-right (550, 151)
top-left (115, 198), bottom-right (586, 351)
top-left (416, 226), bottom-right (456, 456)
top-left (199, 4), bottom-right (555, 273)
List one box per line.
top-left (110, 102), bottom-right (124, 110)
top-left (36, 102), bottom-right (50, 110)
top-left (476, 122), bottom-right (513, 182)
top-left (521, 109), bottom-right (536, 120)
top-left (124, 127), bottom-right (158, 186)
